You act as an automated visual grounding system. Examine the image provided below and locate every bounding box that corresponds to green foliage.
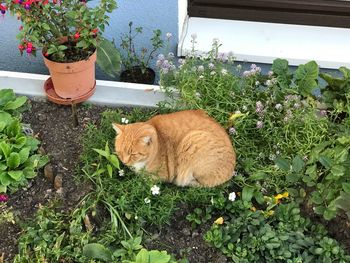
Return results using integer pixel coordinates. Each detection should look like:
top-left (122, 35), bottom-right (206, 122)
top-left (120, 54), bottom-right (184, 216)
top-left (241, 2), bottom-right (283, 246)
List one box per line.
top-left (186, 207), bottom-right (212, 229)
top-left (97, 37), bottom-right (122, 77)
top-left (0, 89), bottom-right (27, 116)
top-left (0, 91), bottom-right (47, 193)
top-left (120, 21), bottom-right (164, 71)
top-left (204, 201), bottom-right (350, 263)
top-left (320, 67), bottom-right (350, 112)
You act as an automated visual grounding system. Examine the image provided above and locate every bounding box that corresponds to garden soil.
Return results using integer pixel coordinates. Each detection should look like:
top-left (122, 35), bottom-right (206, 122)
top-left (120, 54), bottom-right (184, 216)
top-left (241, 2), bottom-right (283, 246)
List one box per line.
top-left (0, 100), bottom-right (349, 262)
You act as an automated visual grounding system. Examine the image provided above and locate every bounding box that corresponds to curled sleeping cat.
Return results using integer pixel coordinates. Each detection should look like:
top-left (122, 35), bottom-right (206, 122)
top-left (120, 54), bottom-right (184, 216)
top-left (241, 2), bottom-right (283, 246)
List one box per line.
top-left (112, 109), bottom-right (236, 187)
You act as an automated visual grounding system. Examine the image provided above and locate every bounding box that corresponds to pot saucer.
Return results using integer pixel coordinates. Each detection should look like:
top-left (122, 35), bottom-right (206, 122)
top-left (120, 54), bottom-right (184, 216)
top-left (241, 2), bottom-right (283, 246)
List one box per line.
top-left (44, 77), bottom-right (96, 105)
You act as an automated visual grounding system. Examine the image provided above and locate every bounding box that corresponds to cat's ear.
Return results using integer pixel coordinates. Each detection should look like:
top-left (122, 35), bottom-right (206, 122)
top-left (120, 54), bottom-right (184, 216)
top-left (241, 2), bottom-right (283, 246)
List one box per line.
top-left (142, 136), bottom-right (152, 145)
top-left (112, 123), bottom-right (124, 135)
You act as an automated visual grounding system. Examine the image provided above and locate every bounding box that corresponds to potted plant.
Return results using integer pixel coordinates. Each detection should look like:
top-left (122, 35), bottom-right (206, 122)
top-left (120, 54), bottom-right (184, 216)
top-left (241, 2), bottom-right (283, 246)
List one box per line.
top-left (95, 22), bottom-right (171, 84)
top-left (1, 0), bottom-right (118, 104)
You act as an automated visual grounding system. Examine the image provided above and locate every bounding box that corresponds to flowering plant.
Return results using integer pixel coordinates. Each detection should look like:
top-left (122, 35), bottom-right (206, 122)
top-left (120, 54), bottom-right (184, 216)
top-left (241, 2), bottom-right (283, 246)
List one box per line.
top-left (0, 0), bottom-right (117, 62)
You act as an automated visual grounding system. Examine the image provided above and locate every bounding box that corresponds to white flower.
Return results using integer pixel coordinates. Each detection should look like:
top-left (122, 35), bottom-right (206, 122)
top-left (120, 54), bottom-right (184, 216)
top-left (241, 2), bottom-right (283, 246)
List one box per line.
top-left (199, 75), bottom-right (204, 79)
top-left (228, 192), bottom-right (236, 202)
top-left (197, 65), bottom-right (204, 72)
top-left (236, 64), bottom-right (242, 70)
top-left (166, 32), bottom-right (172, 39)
top-left (191, 33), bottom-right (197, 40)
top-left (121, 117), bottom-right (129, 124)
top-left (208, 63), bottom-right (215, 69)
top-left (255, 81), bottom-right (260, 86)
top-left (151, 185), bottom-right (160, 195)
top-left (210, 196), bottom-right (214, 205)
top-left (118, 170), bottom-right (124, 177)
top-left (210, 71), bottom-right (216, 76)
top-left (144, 197), bottom-right (151, 204)
top-left (242, 105), bottom-right (248, 111)
top-left (221, 69), bottom-right (228, 75)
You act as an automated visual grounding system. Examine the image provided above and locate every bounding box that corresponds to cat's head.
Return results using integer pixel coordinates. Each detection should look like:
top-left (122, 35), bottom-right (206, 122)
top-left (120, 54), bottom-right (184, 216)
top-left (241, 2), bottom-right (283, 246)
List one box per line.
top-left (112, 122), bottom-right (158, 172)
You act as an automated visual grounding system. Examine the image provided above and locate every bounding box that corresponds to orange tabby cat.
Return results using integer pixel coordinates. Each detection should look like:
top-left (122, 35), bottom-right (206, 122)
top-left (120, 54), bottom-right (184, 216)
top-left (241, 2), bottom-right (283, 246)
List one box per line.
top-left (112, 110), bottom-right (236, 187)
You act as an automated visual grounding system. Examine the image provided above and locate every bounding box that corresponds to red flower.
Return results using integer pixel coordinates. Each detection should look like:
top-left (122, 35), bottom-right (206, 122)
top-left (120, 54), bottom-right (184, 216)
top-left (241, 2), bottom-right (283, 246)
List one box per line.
top-left (27, 42), bottom-right (33, 48)
top-left (44, 52), bottom-right (48, 57)
top-left (18, 44), bottom-right (24, 50)
top-left (19, 25), bottom-right (23, 30)
top-left (74, 32), bottom-right (80, 39)
top-left (92, 28), bottom-right (98, 34)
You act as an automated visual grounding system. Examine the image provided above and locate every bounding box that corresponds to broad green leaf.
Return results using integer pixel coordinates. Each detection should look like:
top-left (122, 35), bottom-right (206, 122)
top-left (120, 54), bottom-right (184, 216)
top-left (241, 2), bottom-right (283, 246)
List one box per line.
top-left (109, 155), bottom-right (120, 169)
top-left (274, 157), bottom-right (290, 171)
top-left (6, 119), bottom-right (21, 138)
top-left (7, 152), bottom-right (20, 169)
top-left (19, 147), bottom-right (30, 164)
top-left (93, 148), bottom-right (109, 158)
top-left (14, 136), bottom-right (27, 149)
top-left (0, 172), bottom-right (13, 186)
top-left (319, 155), bottom-right (333, 169)
top-left (342, 183), bottom-right (350, 194)
top-left (0, 185), bottom-right (6, 193)
top-left (242, 186), bottom-right (254, 202)
top-left (330, 165), bottom-right (345, 179)
top-left (23, 167), bottom-right (36, 179)
top-left (97, 38), bottom-right (121, 77)
top-left (272, 58), bottom-right (289, 76)
top-left (292, 155), bottom-right (304, 173)
top-left (0, 111), bottom-right (13, 126)
top-left (82, 243), bottom-right (112, 261)
top-left (0, 141), bottom-right (11, 158)
top-left (0, 89), bottom-right (16, 106)
top-left (3, 96), bottom-right (27, 110)
top-left (323, 207), bottom-right (337, 220)
top-left (249, 171), bottom-right (266, 181)
top-left (8, 170), bottom-right (24, 181)
top-left (310, 192), bottom-right (323, 205)
top-left (25, 137), bottom-right (40, 151)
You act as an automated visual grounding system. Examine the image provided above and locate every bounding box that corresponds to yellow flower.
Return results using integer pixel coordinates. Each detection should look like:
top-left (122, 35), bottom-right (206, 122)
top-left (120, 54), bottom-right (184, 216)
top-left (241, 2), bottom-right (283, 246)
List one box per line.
top-left (214, 217), bottom-right (224, 225)
top-left (250, 207), bottom-right (257, 212)
top-left (229, 112), bottom-right (245, 122)
top-left (266, 210), bottom-right (274, 216)
top-left (274, 191), bottom-right (289, 203)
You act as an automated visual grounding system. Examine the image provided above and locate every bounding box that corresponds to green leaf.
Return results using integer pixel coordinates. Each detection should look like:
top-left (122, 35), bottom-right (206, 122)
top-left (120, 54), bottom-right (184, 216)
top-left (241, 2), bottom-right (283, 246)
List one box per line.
top-left (274, 157), bottom-right (290, 171)
top-left (109, 155), bottom-right (120, 169)
top-left (272, 58), bottom-right (289, 76)
top-left (0, 89), bottom-right (16, 106)
top-left (8, 170), bottom-right (24, 181)
top-left (18, 147), bottom-right (30, 164)
top-left (0, 185), bottom-right (7, 193)
top-left (0, 172), bottom-right (12, 187)
top-left (14, 136), bottom-right (27, 148)
top-left (249, 171), bottom-right (266, 181)
top-left (319, 156), bottom-right (333, 169)
top-left (97, 38), bottom-right (121, 77)
top-left (0, 111), bottom-right (13, 126)
top-left (82, 243), bottom-right (112, 262)
top-left (242, 186), bottom-right (254, 202)
top-left (323, 207), bottom-right (337, 220)
top-left (7, 152), bottom-right (20, 169)
top-left (292, 155), bottom-right (304, 173)
top-left (3, 96), bottom-right (27, 110)
top-left (330, 165), bottom-right (345, 179)
top-left (107, 164), bottom-right (112, 178)
top-left (93, 148), bottom-right (109, 158)
top-left (0, 141), bottom-right (11, 158)
top-left (342, 183), bottom-right (350, 194)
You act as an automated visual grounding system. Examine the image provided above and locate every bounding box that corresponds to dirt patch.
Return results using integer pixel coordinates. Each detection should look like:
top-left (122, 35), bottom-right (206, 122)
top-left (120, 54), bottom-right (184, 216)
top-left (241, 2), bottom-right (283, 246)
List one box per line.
top-left (145, 203), bottom-right (227, 263)
top-left (0, 100), bottom-right (105, 261)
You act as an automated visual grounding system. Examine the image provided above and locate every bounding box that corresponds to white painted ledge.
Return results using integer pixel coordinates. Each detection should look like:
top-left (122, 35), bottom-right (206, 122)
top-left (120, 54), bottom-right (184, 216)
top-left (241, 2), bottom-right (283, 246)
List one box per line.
top-left (0, 71), bottom-right (167, 108)
top-left (178, 17), bottom-right (350, 69)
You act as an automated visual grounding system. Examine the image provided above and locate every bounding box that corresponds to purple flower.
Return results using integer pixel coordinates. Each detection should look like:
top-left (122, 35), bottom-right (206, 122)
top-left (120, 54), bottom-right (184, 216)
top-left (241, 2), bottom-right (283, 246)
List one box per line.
top-left (268, 71), bottom-right (274, 77)
top-left (0, 194), bottom-right (8, 202)
top-left (256, 121), bottom-right (263, 129)
top-left (157, 54), bottom-right (165, 61)
top-left (256, 101), bottom-right (264, 113)
top-left (208, 63), bottom-right (215, 70)
top-left (318, 110), bottom-right (327, 117)
top-left (243, 70), bottom-right (251, 77)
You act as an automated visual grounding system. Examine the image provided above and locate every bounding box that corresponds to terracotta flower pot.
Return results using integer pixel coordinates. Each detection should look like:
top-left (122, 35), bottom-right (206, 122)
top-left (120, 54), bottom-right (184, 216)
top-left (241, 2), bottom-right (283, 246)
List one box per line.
top-left (120, 66), bottom-right (156, 84)
top-left (43, 50), bottom-right (97, 101)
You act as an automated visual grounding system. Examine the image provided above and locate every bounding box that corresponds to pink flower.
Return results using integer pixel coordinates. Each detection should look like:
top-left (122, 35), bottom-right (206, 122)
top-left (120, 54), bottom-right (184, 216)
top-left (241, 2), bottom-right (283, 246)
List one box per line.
top-left (0, 194), bottom-right (8, 202)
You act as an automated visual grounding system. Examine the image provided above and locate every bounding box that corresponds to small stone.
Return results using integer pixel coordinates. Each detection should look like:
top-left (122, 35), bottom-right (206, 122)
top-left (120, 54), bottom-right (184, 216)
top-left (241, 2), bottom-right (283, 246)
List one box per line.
top-left (181, 228), bottom-right (191, 236)
top-left (38, 146), bottom-right (46, 155)
top-left (44, 164), bottom-right (54, 182)
top-left (54, 174), bottom-right (63, 190)
top-left (38, 113), bottom-right (46, 121)
top-left (191, 230), bottom-right (199, 238)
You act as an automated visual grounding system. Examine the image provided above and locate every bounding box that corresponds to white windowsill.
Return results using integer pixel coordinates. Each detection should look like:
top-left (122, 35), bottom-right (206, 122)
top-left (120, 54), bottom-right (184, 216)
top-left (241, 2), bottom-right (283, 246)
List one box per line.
top-left (178, 17), bottom-right (350, 69)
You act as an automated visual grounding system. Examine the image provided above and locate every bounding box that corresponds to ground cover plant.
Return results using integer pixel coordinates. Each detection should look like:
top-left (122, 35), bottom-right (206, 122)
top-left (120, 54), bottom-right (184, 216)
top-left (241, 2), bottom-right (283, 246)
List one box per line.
top-left (1, 37), bottom-right (350, 262)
